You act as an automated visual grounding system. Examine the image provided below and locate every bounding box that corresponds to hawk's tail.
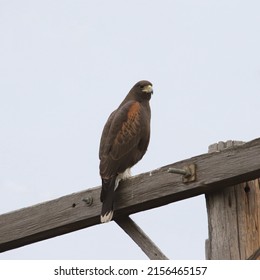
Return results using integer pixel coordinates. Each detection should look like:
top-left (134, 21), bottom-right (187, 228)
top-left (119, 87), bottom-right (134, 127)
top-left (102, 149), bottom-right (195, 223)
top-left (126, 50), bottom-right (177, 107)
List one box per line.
top-left (100, 176), bottom-right (117, 223)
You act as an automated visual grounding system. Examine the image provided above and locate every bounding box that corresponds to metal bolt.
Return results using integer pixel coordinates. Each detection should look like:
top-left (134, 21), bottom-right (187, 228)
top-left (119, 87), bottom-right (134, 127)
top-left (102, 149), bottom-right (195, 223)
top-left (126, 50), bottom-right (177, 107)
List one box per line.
top-left (168, 167), bottom-right (191, 177)
top-left (168, 164), bottom-right (196, 183)
top-left (82, 196), bottom-right (93, 206)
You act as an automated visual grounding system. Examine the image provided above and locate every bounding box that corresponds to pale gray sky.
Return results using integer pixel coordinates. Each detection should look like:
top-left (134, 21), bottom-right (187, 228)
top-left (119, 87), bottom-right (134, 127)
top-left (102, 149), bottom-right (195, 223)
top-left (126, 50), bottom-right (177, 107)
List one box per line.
top-left (0, 0), bottom-right (260, 259)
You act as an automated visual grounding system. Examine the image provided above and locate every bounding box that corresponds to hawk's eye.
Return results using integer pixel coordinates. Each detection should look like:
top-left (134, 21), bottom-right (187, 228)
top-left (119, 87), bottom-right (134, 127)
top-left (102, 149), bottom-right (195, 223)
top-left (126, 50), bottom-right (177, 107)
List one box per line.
top-left (140, 85), bottom-right (145, 89)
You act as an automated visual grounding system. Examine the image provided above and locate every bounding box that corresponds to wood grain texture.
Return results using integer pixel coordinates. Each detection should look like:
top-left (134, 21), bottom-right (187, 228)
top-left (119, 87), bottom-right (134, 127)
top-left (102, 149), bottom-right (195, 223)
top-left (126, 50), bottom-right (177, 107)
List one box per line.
top-left (1, 137), bottom-right (260, 253)
top-left (115, 216), bottom-right (168, 260)
top-left (206, 141), bottom-right (260, 259)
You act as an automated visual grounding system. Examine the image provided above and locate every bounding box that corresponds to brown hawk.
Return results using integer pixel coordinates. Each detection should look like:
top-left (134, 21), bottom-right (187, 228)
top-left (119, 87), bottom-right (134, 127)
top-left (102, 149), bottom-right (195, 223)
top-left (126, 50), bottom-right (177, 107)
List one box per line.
top-left (99, 80), bottom-right (153, 223)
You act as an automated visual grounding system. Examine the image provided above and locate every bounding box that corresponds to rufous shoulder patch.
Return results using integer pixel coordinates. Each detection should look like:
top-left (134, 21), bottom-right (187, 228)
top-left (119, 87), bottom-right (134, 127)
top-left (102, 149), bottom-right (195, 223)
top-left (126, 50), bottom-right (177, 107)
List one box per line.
top-left (127, 102), bottom-right (141, 120)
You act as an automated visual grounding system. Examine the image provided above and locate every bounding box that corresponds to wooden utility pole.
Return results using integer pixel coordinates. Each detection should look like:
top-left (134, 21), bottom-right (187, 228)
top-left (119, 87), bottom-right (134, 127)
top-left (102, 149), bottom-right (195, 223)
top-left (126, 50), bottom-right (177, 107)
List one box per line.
top-left (205, 141), bottom-right (260, 260)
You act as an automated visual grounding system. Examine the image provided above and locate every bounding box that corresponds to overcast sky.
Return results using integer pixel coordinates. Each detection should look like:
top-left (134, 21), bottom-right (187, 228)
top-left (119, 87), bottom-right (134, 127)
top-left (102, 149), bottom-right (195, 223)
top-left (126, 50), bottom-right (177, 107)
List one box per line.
top-left (0, 0), bottom-right (260, 260)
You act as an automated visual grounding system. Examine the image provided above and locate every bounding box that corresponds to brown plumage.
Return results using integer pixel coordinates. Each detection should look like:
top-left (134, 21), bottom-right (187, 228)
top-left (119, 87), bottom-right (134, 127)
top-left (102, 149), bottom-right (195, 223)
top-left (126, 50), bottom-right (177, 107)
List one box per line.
top-left (99, 80), bottom-right (153, 223)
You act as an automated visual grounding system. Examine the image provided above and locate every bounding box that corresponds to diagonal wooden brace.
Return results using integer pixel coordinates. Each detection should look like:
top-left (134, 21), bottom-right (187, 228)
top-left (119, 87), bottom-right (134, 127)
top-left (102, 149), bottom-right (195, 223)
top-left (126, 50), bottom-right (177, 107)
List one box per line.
top-left (115, 216), bottom-right (169, 260)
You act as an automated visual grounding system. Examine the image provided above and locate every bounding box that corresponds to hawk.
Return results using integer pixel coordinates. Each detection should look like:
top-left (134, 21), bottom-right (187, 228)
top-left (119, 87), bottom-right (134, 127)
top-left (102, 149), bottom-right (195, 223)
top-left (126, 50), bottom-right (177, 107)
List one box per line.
top-left (99, 80), bottom-right (153, 223)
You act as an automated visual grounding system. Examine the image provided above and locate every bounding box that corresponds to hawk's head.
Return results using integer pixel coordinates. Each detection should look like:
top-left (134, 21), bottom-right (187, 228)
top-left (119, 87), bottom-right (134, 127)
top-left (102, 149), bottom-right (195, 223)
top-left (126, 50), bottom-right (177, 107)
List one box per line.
top-left (131, 80), bottom-right (153, 101)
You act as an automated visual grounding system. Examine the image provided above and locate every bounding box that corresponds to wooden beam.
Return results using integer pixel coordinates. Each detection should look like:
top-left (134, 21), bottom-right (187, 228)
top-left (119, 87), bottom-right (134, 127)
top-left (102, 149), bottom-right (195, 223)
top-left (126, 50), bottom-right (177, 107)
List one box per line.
top-left (115, 216), bottom-right (168, 260)
top-left (1, 137), bottom-right (260, 253)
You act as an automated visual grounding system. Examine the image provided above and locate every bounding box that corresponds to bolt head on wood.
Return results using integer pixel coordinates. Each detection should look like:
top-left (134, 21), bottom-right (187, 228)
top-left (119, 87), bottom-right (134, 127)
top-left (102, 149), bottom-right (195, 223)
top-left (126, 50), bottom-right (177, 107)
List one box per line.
top-left (82, 197), bottom-right (93, 206)
top-left (168, 164), bottom-right (196, 183)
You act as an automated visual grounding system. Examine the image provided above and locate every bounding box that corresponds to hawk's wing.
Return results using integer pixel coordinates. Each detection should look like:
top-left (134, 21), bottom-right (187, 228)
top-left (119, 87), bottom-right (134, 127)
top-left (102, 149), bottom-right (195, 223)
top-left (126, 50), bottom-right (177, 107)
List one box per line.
top-left (99, 110), bottom-right (116, 160)
top-left (99, 100), bottom-right (150, 178)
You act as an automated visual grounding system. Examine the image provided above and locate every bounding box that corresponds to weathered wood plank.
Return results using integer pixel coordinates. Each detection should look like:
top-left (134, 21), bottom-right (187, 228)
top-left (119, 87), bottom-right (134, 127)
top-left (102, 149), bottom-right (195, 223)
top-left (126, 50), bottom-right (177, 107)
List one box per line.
top-left (116, 216), bottom-right (168, 260)
top-left (1, 137), bottom-right (260, 253)
top-left (205, 141), bottom-right (260, 260)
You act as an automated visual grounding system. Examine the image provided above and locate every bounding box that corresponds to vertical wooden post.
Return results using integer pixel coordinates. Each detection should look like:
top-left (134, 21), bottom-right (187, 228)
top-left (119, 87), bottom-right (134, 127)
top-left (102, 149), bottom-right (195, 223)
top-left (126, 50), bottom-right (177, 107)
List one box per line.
top-left (205, 141), bottom-right (260, 259)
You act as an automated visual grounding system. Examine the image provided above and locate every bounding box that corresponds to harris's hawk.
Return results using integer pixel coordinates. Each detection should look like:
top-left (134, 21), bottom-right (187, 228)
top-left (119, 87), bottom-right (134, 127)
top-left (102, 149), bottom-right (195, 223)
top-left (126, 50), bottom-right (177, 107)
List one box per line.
top-left (99, 80), bottom-right (153, 223)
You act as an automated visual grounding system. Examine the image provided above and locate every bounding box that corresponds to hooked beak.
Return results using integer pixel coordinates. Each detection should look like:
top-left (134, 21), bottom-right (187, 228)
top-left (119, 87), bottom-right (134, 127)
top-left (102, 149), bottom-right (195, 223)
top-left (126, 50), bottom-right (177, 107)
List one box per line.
top-left (142, 84), bottom-right (153, 94)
